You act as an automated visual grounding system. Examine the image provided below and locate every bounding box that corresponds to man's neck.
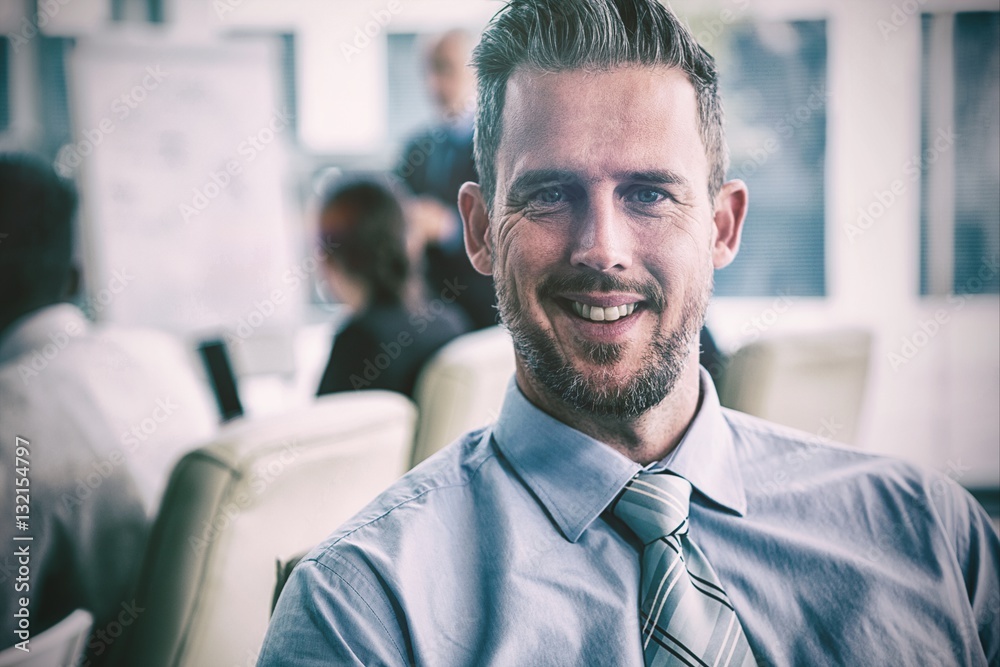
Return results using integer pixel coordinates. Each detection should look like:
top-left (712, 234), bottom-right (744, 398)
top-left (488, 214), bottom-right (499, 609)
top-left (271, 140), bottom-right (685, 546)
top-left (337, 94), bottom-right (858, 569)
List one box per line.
top-left (515, 356), bottom-right (703, 466)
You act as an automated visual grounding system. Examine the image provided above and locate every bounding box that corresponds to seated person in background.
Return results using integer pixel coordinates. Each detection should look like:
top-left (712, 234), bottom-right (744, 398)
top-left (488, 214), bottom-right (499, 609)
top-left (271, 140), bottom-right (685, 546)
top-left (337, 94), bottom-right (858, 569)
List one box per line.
top-left (0, 153), bottom-right (217, 658)
top-left (263, 2), bottom-right (998, 665)
top-left (316, 179), bottom-right (469, 399)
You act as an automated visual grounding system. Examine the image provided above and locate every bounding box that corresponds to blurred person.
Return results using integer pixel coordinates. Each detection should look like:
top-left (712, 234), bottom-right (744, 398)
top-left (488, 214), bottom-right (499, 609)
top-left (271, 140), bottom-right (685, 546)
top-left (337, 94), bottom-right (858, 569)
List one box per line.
top-left (398, 29), bottom-right (498, 330)
top-left (262, 2), bottom-right (999, 665)
top-left (316, 178), bottom-right (469, 399)
top-left (0, 153), bottom-right (217, 656)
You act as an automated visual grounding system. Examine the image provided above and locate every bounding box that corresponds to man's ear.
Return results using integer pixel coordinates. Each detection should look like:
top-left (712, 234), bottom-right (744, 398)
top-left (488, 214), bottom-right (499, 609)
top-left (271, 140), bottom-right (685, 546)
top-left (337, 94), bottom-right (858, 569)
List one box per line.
top-left (459, 181), bottom-right (493, 275)
top-left (711, 179), bottom-right (749, 269)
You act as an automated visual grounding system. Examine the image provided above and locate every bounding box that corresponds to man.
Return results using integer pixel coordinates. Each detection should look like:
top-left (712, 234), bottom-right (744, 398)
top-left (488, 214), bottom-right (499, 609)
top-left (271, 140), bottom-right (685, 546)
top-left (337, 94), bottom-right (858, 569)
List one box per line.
top-left (261, 1), bottom-right (999, 665)
top-left (398, 29), bottom-right (498, 330)
top-left (0, 154), bottom-right (217, 657)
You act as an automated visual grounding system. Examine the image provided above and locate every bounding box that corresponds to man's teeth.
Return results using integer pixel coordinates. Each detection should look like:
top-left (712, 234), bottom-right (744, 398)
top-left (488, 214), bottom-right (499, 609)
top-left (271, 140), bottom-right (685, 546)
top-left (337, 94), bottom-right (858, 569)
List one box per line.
top-left (570, 301), bottom-right (637, 322)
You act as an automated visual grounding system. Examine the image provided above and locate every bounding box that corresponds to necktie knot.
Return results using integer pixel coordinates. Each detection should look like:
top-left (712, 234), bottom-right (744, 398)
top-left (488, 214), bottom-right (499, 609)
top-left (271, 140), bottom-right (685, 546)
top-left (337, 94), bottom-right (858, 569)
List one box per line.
top-left (613, 472), bottom-right (691, 545)
top-left (614, 472), bottom-right (757, 665)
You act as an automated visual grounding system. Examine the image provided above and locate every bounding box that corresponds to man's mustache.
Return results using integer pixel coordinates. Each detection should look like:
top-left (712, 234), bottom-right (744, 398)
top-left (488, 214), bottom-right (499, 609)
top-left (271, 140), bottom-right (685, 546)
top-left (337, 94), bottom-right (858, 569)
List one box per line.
top-left (536, 273), bottom-right (665, 312)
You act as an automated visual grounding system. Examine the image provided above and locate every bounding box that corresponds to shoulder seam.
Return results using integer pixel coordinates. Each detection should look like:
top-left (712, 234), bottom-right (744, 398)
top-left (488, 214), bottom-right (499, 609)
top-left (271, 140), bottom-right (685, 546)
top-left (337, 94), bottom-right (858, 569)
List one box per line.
top-left (320, 443), bottom-right (498, 552)
top-left (306, 557), bottom-right (409, 665)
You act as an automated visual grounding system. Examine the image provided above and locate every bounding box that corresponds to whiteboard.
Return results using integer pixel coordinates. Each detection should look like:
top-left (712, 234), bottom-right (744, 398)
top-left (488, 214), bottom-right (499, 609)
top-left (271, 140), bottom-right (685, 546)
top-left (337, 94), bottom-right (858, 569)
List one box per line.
top-left (65, 32), bottom-right (301, 339)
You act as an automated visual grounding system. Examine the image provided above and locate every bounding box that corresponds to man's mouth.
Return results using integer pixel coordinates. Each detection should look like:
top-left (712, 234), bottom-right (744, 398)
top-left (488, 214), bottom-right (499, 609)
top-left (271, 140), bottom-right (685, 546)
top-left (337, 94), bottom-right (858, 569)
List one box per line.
top-left (569, 300), bottom-right (638, 322)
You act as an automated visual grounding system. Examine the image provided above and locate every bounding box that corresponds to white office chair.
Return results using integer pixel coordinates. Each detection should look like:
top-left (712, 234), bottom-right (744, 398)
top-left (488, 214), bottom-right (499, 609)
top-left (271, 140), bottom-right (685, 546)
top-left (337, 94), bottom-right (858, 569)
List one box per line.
top-left (0, 609), bottom-right (92, 667)
top-left (719, 329), bottom-right (872, 444)
top-left (410, 327), bottom-right (516, 467)
top-left (105, 391), bottom-right (416, 667)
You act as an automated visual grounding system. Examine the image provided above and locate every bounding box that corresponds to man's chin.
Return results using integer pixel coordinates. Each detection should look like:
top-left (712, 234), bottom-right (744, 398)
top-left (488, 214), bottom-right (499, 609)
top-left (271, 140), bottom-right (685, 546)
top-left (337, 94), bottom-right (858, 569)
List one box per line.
top-left (504, 299), bottom-right (696, 419)
top-left (566, 362), bottom-right (638, 390)
top-left (554, 377), bottom-right (672, 419)
top-left (527, 355), bottom-right (677, 419)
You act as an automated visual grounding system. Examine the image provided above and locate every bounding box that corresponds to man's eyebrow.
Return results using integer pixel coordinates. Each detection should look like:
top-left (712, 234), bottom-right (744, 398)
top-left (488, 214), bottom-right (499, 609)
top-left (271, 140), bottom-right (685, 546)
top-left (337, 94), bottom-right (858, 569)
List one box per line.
top-left (619, 169), bottom-right (690, 189)
top-left (506, 169), bottom-right (579, 197)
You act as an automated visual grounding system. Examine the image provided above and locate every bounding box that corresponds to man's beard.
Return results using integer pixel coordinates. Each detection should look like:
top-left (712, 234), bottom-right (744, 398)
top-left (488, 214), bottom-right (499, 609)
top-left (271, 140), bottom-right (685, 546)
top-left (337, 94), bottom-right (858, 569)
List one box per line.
top-left (497, 270), bottom-right (710, 419)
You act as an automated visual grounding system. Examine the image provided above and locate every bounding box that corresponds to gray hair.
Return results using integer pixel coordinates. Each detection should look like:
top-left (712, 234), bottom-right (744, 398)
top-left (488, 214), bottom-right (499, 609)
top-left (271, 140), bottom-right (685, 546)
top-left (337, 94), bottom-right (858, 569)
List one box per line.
top-left (471, 0), bottom-right (728, 210)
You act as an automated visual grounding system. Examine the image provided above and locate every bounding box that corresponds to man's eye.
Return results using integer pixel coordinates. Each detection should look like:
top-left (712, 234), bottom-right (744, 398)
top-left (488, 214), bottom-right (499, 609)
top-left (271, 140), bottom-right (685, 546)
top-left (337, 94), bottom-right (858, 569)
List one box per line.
top-left (534, 187), bottom-right (566, 205)
top-left (632, 188), bottom-right (667, 204)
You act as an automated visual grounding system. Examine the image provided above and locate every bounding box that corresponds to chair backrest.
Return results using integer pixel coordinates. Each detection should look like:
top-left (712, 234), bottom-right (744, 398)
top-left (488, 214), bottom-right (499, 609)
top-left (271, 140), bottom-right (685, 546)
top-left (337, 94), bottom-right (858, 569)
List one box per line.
top-left (410, 326), bottom-right (516, 467)
top-left (719, 329), bottom-right (872, 444)
top-left (106, 391), bottom-right (416, 667)
top-left (0, 609), bottom-right (92, 667)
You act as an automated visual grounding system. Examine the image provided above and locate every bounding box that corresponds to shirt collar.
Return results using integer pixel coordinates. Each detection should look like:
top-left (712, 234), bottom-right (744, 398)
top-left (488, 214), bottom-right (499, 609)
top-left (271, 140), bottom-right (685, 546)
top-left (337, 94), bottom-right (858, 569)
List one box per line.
top-left (649, 368), bottom-right (747, 517)
top-left (0, 303), bottom-right (89, 366)
top-left (492, 367), bottom-right (746, 543)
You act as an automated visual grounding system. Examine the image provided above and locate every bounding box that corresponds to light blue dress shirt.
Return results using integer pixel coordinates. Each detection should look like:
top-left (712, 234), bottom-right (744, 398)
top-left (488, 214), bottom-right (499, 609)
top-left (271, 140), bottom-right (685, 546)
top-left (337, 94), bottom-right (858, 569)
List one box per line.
top-left (260, 370), bottom-right (999, 666)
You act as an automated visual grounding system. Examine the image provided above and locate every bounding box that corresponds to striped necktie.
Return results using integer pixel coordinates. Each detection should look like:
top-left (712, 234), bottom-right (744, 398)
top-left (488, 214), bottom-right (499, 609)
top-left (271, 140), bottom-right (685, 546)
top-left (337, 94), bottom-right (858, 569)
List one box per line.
top-left (613, 472), bottom-right (757, 667)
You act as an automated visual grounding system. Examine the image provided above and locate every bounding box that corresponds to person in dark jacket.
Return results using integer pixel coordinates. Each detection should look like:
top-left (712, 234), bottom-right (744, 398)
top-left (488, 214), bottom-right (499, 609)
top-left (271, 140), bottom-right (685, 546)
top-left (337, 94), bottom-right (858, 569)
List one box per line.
top-left (316, 179), bottom-right (469, 399)
top-left (398, 30), bottom-right (498, 330)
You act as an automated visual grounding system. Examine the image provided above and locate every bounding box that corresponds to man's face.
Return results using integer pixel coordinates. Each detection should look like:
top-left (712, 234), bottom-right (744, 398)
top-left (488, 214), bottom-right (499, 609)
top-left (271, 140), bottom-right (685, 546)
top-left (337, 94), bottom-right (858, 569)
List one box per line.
top-left (475, 66), bottom-right (733, 418)
top-left (427, 35), bottom-right (474, 118)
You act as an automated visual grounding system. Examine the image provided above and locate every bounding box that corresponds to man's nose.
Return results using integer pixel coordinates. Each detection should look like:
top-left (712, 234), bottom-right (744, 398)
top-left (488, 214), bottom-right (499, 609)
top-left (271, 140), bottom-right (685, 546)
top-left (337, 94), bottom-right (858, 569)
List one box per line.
top-left (569, 200), bottom-right (633, 272)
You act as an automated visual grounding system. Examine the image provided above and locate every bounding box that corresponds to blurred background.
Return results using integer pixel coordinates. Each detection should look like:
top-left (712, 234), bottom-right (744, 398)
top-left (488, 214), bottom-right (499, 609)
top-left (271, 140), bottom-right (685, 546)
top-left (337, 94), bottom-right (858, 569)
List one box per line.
top-left (1, 0), bottom-right (996, 483)
top-left (0, 0), bottom-right (997, 663)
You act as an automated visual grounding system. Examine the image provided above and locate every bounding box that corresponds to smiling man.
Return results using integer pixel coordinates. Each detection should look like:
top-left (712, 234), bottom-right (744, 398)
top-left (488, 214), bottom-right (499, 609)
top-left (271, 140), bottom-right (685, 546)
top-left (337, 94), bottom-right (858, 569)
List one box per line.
top-left (464, 63), bottom-right (737, 466)
top-left (259, 1), bottom-right (999, 665)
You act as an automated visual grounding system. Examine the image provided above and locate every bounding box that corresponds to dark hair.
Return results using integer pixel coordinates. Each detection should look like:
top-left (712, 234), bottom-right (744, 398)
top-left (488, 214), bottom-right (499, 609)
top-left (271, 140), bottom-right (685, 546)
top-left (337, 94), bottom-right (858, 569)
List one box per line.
top-left (472, 0), bottom-right (727, 210)
top-left (319, 179), bottom-right (411, 306)
top-left (0, 153), bottom-right (78, 329)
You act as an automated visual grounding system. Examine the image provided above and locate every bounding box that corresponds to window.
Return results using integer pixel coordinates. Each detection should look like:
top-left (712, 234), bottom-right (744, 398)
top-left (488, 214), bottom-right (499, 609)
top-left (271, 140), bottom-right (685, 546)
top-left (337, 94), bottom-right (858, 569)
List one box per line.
top-left (37, 35), bottom-right (73, 160)
top-left (920, 12), bottom-right (1000, 296)
top-left (710, 20), bottom-right (828, 298)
